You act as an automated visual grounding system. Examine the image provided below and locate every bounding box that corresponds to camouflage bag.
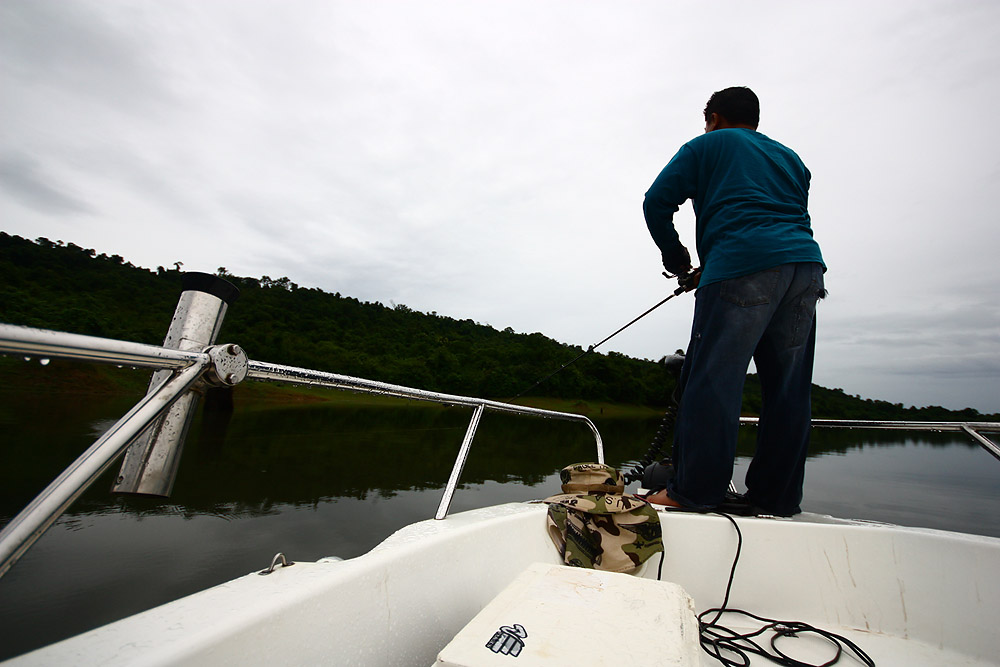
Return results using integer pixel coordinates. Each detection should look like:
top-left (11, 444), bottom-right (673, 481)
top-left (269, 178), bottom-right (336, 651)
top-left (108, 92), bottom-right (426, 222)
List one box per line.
top-left (544, 463), bottom-right (663, 574)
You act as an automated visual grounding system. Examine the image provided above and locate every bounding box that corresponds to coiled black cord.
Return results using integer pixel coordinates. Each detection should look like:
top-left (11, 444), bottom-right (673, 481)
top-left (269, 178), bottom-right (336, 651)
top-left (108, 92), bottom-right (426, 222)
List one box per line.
top-left (622, 405), bottom-right (677, 485)
top-left (622, 352), bottom-right (685, 487)
top-left (678, 512), bottom-right (876, 667)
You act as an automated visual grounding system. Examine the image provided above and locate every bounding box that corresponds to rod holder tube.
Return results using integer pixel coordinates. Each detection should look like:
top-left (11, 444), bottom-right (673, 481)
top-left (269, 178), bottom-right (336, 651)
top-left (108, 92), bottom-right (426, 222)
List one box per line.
top-left (0, 360), bottom-right (210, 578)
top-left (113, 273), bottom-right (238, 497)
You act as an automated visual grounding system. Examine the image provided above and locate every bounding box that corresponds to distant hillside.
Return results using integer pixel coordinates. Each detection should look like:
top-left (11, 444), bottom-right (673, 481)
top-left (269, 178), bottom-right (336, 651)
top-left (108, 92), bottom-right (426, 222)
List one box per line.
top-left (2, 232), bottom-right (997, 421)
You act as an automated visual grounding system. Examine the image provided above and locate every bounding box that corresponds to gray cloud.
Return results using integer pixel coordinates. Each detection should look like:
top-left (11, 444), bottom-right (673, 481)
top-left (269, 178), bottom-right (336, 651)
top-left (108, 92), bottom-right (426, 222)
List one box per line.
top-left (1, 0), bottom-right (998, 413)
top-left (0, 154), bottom-right (94, 215)
top-left (0, 0), bottom-right (171, 111)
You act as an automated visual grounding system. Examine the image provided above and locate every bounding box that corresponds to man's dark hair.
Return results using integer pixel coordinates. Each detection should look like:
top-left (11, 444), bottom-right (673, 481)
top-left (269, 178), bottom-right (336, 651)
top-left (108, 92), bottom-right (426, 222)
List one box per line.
top-left (704, 87), bottom-right (759, 126)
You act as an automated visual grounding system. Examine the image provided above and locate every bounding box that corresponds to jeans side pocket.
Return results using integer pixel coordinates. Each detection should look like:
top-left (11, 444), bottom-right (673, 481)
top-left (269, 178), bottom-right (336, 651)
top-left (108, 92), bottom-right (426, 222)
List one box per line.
top-left (790, 267), bottom-right (825, 346)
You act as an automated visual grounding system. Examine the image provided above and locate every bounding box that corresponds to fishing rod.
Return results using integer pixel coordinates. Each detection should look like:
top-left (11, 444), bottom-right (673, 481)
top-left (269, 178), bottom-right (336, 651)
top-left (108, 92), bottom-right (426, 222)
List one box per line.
top-left (510, 268), bottom-right (700, 400)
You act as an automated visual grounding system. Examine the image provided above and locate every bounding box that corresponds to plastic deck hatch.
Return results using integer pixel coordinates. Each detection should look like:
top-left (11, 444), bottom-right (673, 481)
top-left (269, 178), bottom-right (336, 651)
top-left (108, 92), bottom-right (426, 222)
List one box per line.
top-left (436, 562), bottom-right (700, 666)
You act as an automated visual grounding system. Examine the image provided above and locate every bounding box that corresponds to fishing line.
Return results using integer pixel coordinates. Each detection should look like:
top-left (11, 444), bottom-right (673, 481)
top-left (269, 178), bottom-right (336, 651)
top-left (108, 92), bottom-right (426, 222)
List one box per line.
top-left (510, 278), bottom-right (695, 400)
top-left (659, 511), bottom-right (876, 667)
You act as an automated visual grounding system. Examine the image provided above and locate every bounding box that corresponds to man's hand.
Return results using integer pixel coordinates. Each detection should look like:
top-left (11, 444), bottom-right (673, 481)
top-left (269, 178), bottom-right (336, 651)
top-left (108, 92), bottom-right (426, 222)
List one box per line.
top-left (661, 246), bottom-right (691, 277)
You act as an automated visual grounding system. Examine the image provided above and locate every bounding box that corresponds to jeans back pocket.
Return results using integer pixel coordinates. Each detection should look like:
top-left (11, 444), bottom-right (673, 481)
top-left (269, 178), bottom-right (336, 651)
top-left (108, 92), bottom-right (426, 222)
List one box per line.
top-left (719, 268), bottom-right (781, 307)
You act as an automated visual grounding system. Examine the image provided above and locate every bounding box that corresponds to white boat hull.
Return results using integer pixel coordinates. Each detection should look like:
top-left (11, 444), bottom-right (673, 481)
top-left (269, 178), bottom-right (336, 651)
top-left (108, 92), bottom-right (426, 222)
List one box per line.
top-left (6, 503), bottom-right (999, 666)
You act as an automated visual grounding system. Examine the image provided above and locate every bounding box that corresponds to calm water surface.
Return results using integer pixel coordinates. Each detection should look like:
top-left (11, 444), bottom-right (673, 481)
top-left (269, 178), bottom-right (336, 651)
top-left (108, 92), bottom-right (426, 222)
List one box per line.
top-left (1, 389), bottom-right (999, 660)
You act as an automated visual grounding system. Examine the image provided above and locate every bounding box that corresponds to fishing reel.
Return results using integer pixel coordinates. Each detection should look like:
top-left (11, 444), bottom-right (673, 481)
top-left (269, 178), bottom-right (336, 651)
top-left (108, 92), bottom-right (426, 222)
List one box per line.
top-left (663, 266), bottom-right (702, 294)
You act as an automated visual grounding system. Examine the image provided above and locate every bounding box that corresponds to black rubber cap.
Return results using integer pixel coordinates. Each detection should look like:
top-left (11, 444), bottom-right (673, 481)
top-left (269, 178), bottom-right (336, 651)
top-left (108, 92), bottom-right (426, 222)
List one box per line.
top-left (181, 272), bottom-right (240, 304)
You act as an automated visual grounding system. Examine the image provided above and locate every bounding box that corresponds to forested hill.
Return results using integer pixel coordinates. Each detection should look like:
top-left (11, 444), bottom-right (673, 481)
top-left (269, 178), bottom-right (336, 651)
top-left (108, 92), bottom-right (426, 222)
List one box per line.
top-left (2, 233), bottom-right (996, 421)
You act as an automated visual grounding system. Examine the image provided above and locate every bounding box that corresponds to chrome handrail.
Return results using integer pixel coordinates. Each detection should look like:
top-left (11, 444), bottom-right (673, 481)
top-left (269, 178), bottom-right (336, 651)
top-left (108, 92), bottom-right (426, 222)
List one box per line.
top-left (0, 323), bottom-right (206, 370)
top-left (246, 360), bottom-right (604, 519)
top-left (0, 356), bottom-right (210, 578)
top-left (739, 417), bottom-right (1000, 460)
top-left (4, 317), bottom-right (996, 579)
top-left (0, 323), bottom-right (605, 578)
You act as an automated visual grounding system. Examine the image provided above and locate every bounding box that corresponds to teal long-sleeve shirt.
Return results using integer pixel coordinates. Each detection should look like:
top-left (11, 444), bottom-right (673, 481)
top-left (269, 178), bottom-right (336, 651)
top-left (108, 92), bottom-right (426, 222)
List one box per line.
top-left (644, 128), bottom-right (825, 287)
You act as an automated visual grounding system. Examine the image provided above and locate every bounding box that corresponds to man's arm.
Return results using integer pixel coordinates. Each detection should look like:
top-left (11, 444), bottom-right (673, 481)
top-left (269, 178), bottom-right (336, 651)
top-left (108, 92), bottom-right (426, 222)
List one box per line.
top-left (643, 145), bottom-right (697, 275)
top-left (643, 198), bottom-right (691, 274)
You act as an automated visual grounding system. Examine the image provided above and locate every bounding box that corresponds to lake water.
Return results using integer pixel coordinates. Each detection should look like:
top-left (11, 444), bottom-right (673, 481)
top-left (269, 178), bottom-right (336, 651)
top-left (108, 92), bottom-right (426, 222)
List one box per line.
top-left (2, 389), bottom-right (999, 660)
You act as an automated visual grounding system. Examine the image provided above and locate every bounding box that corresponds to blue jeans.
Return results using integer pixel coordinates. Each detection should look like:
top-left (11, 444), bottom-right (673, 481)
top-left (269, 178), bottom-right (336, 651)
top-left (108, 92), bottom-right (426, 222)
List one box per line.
top-left (667, 262), bottom-right (825, 515)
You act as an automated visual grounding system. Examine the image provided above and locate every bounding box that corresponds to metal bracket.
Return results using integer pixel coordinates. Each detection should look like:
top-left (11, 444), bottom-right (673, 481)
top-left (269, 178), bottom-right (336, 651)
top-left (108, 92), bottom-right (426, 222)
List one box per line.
top-left (259, 552), bottom-right (294, 575)
top-left (205, 344), bottom-right (249, 387)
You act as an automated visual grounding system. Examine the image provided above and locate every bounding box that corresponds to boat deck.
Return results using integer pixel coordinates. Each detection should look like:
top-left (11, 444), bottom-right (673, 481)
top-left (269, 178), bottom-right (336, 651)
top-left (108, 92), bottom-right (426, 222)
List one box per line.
top-left (697, 624), bottom-right (990, 666)
top-left (5, 503), bottom-right (998, 666)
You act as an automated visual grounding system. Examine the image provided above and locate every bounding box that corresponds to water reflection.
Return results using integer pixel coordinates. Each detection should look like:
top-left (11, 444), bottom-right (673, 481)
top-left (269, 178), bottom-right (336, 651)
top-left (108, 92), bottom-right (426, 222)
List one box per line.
top-left (1, 392), bottom-right (999, 660)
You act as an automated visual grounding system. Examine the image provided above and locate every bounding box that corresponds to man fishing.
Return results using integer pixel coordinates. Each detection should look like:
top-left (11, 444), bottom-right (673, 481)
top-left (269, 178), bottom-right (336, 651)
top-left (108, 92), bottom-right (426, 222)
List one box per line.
top-left (642, 86), bottom-right (825, 516)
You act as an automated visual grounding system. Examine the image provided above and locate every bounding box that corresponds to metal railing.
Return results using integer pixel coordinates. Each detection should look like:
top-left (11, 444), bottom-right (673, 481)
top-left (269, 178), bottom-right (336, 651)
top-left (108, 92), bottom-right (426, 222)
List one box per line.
top-left (739, 417), bottom-right (1000, 460)
top-left (0, 321), bottom-right (604, 579)
top-left (246, 359), bottom-right (604, 519)
top-left (2, 270), bottom-right (997, 580)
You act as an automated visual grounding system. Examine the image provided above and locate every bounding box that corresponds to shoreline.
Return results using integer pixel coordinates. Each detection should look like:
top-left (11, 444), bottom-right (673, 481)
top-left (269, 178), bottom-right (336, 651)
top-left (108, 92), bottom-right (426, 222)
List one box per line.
top-left (0, 357), bottom-right (664, 418)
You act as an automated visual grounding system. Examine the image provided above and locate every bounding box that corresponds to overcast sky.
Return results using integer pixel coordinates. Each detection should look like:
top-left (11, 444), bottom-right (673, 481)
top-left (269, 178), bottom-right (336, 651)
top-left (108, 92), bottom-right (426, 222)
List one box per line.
top-left (2, 0), bottom-right (998, 413)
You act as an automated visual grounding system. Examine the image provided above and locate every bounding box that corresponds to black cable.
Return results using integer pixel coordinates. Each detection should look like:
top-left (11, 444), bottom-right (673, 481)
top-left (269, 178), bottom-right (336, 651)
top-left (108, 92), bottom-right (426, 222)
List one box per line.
top-left (659, 511), bottom-right (876, 667)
